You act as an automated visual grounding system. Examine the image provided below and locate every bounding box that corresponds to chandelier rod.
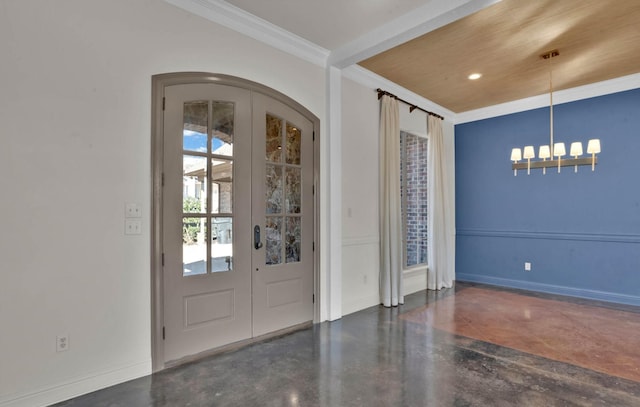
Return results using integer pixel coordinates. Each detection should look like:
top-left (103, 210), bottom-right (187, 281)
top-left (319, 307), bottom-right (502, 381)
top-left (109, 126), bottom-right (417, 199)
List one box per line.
top-left (549, 67), bottom-right (554, 157)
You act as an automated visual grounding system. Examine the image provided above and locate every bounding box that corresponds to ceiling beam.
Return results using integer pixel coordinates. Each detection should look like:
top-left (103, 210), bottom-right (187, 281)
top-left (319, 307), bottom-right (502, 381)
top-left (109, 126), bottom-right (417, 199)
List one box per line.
top-left (328, 0), bottom-right (502, 69)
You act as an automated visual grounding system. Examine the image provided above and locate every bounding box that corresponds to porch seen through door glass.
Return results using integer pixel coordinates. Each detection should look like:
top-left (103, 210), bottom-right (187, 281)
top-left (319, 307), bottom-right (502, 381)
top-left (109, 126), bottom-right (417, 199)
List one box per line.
top-left (182, 100), bottom-right (235, 276)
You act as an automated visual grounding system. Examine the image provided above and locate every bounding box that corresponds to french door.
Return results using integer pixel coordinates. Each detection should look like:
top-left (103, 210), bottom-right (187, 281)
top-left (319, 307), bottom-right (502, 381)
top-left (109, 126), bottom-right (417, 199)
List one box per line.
top-left (161, 82), bottom-right (314, 363)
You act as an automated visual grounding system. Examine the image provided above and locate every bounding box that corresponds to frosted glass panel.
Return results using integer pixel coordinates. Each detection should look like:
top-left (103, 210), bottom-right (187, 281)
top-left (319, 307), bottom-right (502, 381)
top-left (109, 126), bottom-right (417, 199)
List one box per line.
top-left (263, 114), bottom-right (304, 267)
top-left (265, 217), bottom-right (282, 265)
top-left (286, 122), bottom-right (301, 165)
top-left (266, 114), bottom-right (282, 163)
top-left (285, 217), bottom-right (301, 263)
top-left (265, 165), bottom-right (283, 214)
top-left (285, 168), bottom-right (301, 214)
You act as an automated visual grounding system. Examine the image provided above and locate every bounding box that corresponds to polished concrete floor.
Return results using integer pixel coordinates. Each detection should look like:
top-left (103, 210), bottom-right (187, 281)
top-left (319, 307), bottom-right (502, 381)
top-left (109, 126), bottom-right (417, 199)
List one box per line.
top-left (53, 282), bottom-right (640, 406)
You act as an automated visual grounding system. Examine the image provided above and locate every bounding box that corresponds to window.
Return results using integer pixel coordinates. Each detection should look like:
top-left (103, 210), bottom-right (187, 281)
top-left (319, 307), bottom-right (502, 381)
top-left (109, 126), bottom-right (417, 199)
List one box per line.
top-left (400, 131), bottom-right (428, 268)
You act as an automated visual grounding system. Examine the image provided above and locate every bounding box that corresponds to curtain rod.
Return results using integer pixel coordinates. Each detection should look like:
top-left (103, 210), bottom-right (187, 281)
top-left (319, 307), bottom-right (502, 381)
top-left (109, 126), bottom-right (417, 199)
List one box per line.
top-left (376, 88), bottom-right (444, 121)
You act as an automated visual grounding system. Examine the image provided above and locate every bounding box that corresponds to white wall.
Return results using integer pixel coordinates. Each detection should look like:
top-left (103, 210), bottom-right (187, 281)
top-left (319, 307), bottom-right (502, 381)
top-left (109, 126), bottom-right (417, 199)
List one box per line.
top-left (340, 76), bottom-right (456, 315)
top-left (341, 77), bottom-right (380, 314)
top-left (0, 1), bottom-right (325, 406)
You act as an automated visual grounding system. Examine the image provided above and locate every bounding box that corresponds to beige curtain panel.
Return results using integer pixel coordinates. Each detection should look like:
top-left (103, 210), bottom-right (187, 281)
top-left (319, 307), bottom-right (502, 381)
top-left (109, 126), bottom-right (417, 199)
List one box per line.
top-left (379, 95), bottom-right (404, 307)
top-left (427, 115), bottom-right (455, 290)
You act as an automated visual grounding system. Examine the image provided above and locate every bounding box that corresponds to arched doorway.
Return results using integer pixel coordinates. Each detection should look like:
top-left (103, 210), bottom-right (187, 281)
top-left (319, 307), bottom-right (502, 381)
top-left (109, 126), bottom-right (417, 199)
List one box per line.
top-left (151, 73), bottom-right (320, 369)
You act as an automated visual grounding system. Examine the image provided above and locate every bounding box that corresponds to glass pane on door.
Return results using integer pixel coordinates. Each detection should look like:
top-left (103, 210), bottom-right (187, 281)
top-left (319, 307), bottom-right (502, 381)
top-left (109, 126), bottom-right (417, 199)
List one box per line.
top-left (285, 168), bottom-right (301, 214)
top-left (183, 217), bottom-right (207, 276)
top-left (265, 217), bottom-right (282, 265)
top-left (212, 102), bottom-right (234, 156)
top-left (286, 122), bottom-right (301, 165)
top-left (285, 216), bottom-right (301, 263)
top-left (265, 165), bottom-right (283, 214)
top-left (183, 101), bottom-right (208, 152)
top-left (211, 217), bottom-right (233, 272)
top-left (266, 114), bottom-right (282, 162)
top-left (211, 159), bottom-right (233, 214)
top-left (263, 114), bottom-right (305, 266)
top-left (183, 155), bottom-right (207, 214)
top-left (182, 99), bottom-right (235, 276)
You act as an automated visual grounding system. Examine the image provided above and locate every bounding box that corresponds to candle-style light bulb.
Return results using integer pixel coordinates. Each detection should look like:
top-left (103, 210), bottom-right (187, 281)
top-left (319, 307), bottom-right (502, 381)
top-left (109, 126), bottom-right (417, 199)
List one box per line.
top-left (570, 142), bottom-right (583, 173)
top-left (539, 145), bottom-right (550, 175)
top-left (523, 146), bottom-right (535, 175)
top-left (587, 139), bottom-right (601, 171)
top-left (554, 142), bottom-right (566, 173)
top-left (511, 148), bottom-right (522, 176)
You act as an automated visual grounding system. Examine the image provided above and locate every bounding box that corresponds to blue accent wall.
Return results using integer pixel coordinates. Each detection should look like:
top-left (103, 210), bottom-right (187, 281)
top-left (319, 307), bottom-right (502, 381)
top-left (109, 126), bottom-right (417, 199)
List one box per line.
top-left (455, 88), bottom-right (640, 305)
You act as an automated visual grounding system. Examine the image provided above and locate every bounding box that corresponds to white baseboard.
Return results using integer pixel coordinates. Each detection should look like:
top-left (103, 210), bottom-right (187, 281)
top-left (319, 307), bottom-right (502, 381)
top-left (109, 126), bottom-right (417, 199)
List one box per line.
top-left (404, 269), bottom-right (428, 295)
top-left (342, 293), bottom-right (380, 316)
top-left (0, 360), bottom-right (152, 407)
top-left (342, 270), bottom-right (429, 316)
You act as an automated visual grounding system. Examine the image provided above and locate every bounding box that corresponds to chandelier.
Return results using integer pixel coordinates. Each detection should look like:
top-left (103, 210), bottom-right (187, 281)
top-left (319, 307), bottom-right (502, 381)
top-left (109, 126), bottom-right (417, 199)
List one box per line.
top-left (510, 50), bottom-right (601, 176)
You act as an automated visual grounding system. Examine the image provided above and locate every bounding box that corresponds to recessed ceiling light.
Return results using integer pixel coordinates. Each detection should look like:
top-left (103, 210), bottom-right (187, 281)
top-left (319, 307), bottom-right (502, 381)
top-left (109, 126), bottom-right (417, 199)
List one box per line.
top-left (468, 73), bottom-right (482, 80)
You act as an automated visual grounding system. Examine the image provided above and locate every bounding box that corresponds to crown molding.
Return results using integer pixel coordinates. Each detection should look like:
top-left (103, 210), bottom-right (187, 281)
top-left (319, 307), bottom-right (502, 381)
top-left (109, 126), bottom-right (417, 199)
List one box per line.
top-left (164, 0), bottom-right (330, 67)
top-left (456, 72), bottom-right (640, 124)
top-left (343, 65), bottom-right (455, 121)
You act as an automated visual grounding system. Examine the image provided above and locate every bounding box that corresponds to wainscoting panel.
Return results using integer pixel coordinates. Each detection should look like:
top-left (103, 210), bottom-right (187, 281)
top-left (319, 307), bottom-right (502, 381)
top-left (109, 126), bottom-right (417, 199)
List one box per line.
top-left (456, 231), bottom-right (640, 306)
top-left (342, 236), bottom-right (430, 315)
top-left (342, 236), bottom-right (380, 315)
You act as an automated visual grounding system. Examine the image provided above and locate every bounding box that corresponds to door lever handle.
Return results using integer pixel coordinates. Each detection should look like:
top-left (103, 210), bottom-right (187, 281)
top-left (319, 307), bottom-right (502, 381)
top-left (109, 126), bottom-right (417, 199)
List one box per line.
top-left (254, 225), bottom-right (263, 250)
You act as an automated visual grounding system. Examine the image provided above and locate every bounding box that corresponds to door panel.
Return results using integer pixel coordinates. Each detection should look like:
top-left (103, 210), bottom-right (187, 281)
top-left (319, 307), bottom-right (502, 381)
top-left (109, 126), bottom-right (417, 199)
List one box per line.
top-left (163, 83), bottom-right (252, 362)
top-left (162, 83), bottom-right (314, 363)
top-left (251, 93), bottom-right (314, 337)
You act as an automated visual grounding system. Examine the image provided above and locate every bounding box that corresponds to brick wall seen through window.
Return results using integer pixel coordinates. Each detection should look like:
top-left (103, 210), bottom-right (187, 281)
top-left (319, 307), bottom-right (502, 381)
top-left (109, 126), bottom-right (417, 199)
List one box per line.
top-left (400, 131), bottom-right (428, 268)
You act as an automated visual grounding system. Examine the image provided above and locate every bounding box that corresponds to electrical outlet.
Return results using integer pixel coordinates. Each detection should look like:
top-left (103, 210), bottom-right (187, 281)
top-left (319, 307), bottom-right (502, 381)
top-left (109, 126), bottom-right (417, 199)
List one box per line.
top-left (56, 335), bottom-right (69, 352)
top-left (524, 262), bottom-right (532, 271)
top-left (125, 202), bottom-right (141, 218)
top-left (125, 220), bottom-right (142, 235)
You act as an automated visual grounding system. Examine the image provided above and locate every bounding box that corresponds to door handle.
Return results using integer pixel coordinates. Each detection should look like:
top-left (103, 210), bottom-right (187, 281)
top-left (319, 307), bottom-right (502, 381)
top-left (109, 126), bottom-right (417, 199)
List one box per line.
top-left (254, 225), bottom-right (263, 250)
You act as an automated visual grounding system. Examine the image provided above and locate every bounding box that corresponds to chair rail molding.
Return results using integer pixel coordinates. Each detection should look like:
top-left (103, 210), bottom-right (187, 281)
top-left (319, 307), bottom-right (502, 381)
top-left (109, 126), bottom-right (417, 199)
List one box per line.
top-left (457, 228), bottom-right (640, 244)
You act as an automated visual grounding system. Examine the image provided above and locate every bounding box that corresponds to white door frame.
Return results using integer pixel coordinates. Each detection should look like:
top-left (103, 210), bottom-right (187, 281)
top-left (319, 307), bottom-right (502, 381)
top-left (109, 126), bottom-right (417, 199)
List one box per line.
top-left (151, 72), bottom-right (321, 372)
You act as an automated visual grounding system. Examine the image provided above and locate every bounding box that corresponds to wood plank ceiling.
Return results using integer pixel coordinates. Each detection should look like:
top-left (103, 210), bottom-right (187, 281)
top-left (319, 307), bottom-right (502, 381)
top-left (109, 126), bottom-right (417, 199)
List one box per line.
top-left (359, 0), bottom-right (640, 113)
